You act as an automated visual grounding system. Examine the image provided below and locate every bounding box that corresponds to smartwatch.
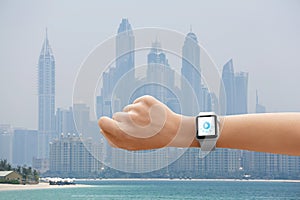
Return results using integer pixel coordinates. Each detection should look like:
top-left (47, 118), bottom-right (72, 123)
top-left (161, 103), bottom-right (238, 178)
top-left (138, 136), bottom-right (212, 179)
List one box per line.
top-left (196, 112), bottom-right (219, 151)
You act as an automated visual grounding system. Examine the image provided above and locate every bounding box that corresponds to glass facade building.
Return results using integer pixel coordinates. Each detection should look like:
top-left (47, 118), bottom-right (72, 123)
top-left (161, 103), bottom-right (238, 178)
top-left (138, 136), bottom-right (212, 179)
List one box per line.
top-left (38, 30), bottom-right (56, 159)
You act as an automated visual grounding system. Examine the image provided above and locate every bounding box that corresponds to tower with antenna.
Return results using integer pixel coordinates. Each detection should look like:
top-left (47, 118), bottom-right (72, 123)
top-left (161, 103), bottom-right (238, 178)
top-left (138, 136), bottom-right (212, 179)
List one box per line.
top-left (37, 28), bottom-right (56, 159)
top-left (255, 90), bottom-right (266, 113)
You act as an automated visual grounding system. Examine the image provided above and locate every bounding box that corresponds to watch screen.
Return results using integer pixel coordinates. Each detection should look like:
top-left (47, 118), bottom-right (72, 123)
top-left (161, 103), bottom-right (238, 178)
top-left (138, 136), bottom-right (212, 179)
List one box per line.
top-left (197, 116), bottom-right (216, 137)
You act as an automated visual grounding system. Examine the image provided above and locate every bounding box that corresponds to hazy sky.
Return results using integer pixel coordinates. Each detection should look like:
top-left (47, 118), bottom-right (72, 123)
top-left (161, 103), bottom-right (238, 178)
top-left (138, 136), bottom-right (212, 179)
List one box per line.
top-left (0, 0), bottom-right (300, 129)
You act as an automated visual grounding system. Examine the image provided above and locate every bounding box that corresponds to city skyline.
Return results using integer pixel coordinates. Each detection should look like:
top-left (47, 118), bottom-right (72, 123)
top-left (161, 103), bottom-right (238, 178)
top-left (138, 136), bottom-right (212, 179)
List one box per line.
top-left (0, 18), bottom-right (299, 179)
top-left (1, 0), bottom-right (300, 129)
top-left (0, 18), bottom-right (266, 170)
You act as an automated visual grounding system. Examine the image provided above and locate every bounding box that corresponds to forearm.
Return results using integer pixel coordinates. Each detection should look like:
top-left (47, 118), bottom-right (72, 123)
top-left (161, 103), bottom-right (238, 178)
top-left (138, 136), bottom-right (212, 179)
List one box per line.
top-left (187, 113), bottom-right (300, 156)
top-left (218, 113), bottom-right (300, 156)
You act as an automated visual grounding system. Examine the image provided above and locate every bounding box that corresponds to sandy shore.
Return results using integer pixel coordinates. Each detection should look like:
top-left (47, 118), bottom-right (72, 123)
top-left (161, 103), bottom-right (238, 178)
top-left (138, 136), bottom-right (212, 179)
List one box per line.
top-left (1, 178), bottom-right (299, 192)
top-left (0, 182), bottom-right (92, 192)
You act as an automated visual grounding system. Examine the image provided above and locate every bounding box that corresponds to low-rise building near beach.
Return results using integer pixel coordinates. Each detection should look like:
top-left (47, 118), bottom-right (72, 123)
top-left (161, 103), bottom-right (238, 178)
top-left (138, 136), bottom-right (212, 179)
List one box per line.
top-left (0, 171), bottom-right (22, 183)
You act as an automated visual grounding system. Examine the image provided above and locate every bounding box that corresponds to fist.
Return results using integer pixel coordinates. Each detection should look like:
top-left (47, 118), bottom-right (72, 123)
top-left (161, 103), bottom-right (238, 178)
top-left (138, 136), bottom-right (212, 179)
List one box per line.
top-left (98, 95), bottom-right (182, 150)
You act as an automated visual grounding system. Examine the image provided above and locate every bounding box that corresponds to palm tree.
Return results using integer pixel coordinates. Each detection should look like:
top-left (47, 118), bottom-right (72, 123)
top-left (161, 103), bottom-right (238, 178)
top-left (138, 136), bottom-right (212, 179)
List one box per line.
top-left (33, 170), bottom-right (39, 183)
top-left (15, 166), bottom-right (21, 174)
top-left (27, 167), bottom-right (33, 183)
top-left (0, 159), bottom-right (12, 171)
top-left (22, 166), bottom-right (28, 183)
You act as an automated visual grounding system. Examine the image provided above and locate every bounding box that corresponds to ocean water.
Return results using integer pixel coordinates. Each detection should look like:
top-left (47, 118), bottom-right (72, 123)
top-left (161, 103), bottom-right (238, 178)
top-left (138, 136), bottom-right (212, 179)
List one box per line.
top-left (0, 180), bottom-right (300, 200)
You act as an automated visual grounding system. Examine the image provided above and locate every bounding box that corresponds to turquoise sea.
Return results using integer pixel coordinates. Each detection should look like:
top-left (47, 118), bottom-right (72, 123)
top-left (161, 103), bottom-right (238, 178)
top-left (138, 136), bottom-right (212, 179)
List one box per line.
top-left (1, 180), bottom-right (300, 200)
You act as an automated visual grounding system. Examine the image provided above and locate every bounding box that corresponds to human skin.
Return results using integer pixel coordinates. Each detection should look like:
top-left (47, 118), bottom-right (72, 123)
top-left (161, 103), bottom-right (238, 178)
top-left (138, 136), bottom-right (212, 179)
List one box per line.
top-left (98, 95), bottom-right (300, 156)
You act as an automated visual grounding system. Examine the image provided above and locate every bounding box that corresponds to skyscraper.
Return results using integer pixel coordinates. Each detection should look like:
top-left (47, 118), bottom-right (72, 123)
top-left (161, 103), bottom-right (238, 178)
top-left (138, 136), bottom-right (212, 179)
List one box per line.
top-left (181, 31), bottom-right (201, 115)
top-left (221, 59), bottom-right (249, 115)
top-left (255, 90), bottom-right (266, 113)
top-left (38, 29), bottom-right (56, 159)
top-left (221, 59), bottom-right (235, 115)
top-left (235, 72), bottom-right (248, 114)
top-left (55, 107), bottom-right (76, 135)
top-left (116, 18), bottom-right (135, 80)
top-left (145, 40), bottom-right (175, 102)
top-left (12, 129), bottom-right (38, 166)
top-left (73, 103), bottom-right (90, 135)
top-left (97, 19), bottom-right (138, 171)
top-left (0, 125), bottom-right (13, 164)
top-left (213, 59), bottom-right (244, 177)
top-left (98, 18), bottom-right (135, 117)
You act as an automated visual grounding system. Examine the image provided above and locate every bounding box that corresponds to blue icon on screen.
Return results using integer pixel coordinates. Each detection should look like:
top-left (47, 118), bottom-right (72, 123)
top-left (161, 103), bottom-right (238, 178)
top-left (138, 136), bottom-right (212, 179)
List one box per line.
top-left (203, 121), bottom-right (211, 130)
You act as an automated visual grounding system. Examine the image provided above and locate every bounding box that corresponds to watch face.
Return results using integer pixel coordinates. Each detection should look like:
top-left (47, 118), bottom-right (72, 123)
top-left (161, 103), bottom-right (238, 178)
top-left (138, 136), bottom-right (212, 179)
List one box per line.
top-left (196, 115), bottom-right (217, 139)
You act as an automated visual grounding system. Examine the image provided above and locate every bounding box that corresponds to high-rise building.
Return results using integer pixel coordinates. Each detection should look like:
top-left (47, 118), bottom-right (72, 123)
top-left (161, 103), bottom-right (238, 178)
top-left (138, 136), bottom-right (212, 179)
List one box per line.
top-left (209, 59), bottom-right (245, 177)
top-left (235, 72), bottom-right (248, 114)
top-left (73, 103), bottom-right (90, 135)
top-left (98, 18), bottom-right (135, 117)
top-left (0, 124), bottom-right (14, 164)
top-left (145, 40), bottom-right (176, 103)
top-left (255, 90), bottom-right (266, 113)
top-left (220, 59), bottom-right (249, 115)
top-left (202, 87), bottom-right (218, 112)
top-left (49, 134), bottom-right (104, 177)
top-left (116, 18), bottom-right (135, 81)
top-left (56, 107), bottom-right (76, 135)
top-left (181, 31), bottom-right (201, 115)
top-left (96, 19), bottom-right (138, 171)
top-left (221, 59), bottom-right (235, 115)
top-left (12, 129), bottom-right (38, 166)
top-left (38, 29), bottom-right (56, 159)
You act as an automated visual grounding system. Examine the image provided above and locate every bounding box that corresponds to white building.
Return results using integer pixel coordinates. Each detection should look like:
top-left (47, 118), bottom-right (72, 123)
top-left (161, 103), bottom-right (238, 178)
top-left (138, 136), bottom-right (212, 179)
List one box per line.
top-left (49, 134), bottom-right (104, 176)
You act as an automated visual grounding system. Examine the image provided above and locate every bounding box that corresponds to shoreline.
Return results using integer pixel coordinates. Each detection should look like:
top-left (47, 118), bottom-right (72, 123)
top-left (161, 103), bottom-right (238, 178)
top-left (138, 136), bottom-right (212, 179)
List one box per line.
top-left (0, 182), bottom-right (93, 192)
top-left (1, 178), bottom-right (299, 192)
top-left (76, 178), bottom-right (300, 183)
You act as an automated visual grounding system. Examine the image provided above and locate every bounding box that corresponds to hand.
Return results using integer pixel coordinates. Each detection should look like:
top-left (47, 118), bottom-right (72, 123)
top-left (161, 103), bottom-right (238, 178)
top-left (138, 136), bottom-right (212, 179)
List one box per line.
top-left (98, 95), bottom-right (197, 150)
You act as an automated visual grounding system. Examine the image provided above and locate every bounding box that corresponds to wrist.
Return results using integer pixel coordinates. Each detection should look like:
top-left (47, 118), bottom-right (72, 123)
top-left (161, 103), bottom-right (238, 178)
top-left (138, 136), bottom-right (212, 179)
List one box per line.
top-left (216, 116), bottom-right (225, 148)
top-left (168, 115), bottom-right (199, 148)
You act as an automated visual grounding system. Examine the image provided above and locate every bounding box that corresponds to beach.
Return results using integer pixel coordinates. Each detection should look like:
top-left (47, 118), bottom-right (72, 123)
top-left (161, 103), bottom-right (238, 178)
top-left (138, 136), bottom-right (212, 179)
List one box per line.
top-left (0, 182), bottom-right (92, 192)
top-left (1, 178), bottom-right (299, 192)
